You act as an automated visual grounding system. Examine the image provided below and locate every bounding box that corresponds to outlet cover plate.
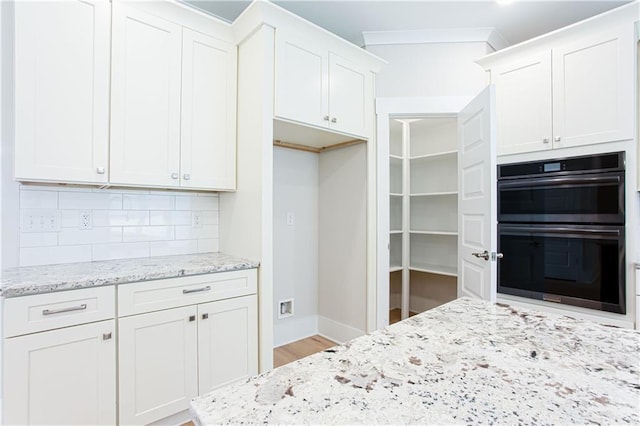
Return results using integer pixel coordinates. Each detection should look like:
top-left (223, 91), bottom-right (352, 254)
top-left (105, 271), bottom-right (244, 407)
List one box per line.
top-left (21, 210), bottom-right (60, 233)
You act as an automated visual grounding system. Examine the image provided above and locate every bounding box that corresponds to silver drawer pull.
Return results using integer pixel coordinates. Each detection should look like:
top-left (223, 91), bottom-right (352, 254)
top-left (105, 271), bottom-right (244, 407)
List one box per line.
top-left (42, 304), bottom-right (87, 316)
top-left (182, 286), bottom-right (211, 294)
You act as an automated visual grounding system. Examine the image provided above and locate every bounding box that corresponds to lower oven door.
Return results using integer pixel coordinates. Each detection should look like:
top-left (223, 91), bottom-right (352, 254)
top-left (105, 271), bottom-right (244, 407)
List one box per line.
top-left (498, 224), bottom-right (625, 314)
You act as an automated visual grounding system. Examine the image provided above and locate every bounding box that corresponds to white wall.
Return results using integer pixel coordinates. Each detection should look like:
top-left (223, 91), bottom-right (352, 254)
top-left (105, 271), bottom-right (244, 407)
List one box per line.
top-left (15, 185), bottom-right (219, 267)
top-left (272, 147), bottom-right (319, 347)
top-left (318, 143), bottom-right (367, 342)
top-left (366, 42), bottom-right (491, 98)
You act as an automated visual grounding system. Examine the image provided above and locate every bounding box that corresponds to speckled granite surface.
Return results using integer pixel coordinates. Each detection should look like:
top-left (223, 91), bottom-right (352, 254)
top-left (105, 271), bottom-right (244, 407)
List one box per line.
top-left (1, 252), bottom-right (259, 297)
top-left (191, 297), bottom-right (640, 425)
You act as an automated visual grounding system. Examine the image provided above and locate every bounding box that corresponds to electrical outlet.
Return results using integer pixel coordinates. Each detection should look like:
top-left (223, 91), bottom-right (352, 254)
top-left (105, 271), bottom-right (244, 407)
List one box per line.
top-left (192, 212), bottom-right (203, 228)
top-left (21, 210), bottom-right (60, 233)
top-left (286, 212), bottom-right (294, 226)
top-left (79, 211), bottom-right (92, 230)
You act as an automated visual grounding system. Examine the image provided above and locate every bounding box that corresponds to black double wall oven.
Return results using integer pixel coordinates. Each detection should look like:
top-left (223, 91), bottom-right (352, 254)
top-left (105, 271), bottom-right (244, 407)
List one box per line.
top-left (497, 152), bottom-right (625, 314)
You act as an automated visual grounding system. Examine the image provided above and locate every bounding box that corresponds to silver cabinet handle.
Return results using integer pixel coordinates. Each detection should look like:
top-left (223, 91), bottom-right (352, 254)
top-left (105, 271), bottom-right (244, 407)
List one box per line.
top-left (202, 313), bottom-right (209, 320)
top-left (331, 117), bottom-right (337, 123)
top-left (554, 136), bottom-right (561, 142)
top-left (96, 167), bottom-right (106, 174)
top-left (42, 303), bottom-right (87, 315)
top-left (103, 332), bottom-right (112, 340)
top-left (543, 138), bottom-right (549, 144)
top-left (183, 173), bottom-right (190, 181)
top-left (171, 172), bottom-right (179, 179)
top-left (188, 315), bottom-right (196, 322)
top-left (323, 116), bottom-right (330, 121)
top-left (495, 252), bottom-right (504, 259)
top-left (182, 286), bottom-right (211, 294)
top-left (471, 250), bottom-right (490, 261)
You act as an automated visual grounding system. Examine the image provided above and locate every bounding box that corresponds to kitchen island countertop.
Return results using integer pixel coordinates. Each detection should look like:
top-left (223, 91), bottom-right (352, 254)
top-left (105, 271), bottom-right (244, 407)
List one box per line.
top-left (191, 297), bottom-right (639, 425)
top-left (1, 252), bottom-right (259, 297)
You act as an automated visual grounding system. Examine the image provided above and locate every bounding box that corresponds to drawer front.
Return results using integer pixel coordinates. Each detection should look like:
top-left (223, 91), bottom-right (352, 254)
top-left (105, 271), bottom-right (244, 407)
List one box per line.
top-left (4, 286), bottom-right (115, 337)
top-left (118, 269), bottom-right (258, 317)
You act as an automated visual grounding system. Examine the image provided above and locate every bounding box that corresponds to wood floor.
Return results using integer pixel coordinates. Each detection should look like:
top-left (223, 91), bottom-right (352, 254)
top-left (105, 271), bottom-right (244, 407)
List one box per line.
top-left (274, 335), bottom-right (336, 368)
top-left (389, 308), bottom-right (418, 324)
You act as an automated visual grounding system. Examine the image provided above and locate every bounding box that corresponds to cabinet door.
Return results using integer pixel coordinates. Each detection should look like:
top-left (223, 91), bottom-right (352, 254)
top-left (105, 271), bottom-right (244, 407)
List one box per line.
top-left (118, 306), bottom-right (198, 425)
top-left (328, 52), bottom-right (372, 138)
top-left (110, 3), bottom-right (182, 187)
top-left (181, 28), bottom-right (237, 190)
top-left (3, 320), bottom-right (116, 425)
top-left (492, 52), bottom-right (552, 155)
top-left (275, 30), bottom-right (329, 129)
top-left (198, 295), bottom-right (258, 394)
top-left (14, 0), bottom-right (110, 184)
top-left (552, 28), bottom-right (634, 149)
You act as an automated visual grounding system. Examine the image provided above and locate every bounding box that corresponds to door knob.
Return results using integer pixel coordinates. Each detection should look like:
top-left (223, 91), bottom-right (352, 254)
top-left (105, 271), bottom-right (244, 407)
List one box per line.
top-left (331, 117), bottom-right (337, 123)
top-left (554, 136), bottom-right (561, 142)
top-left (472, 250), bottom-right (490, 261)
top-left (171, 172), bottom-right (179, 179)
top-left (183, 173), bottom-right (190, 181)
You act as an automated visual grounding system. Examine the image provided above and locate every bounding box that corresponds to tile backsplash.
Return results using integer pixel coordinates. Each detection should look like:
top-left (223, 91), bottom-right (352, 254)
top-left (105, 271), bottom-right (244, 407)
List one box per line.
top-left (18, 185), bottom-right (219, 267)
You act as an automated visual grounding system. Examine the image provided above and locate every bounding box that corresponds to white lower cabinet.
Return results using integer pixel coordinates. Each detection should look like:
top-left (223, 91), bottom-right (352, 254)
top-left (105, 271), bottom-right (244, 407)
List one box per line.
top-left (3, 320), bottom-right (117, 425)
top-left (118, 306), bottom-right (198, 425)
top-left (117, 270), bottom-right (259, 424)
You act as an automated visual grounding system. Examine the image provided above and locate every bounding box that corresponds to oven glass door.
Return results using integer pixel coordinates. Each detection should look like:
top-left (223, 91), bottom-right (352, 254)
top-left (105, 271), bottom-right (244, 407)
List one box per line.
top-left (498, 224), bottom-right (625, 314)
top-left (498, 171), bottom-right (624, 224)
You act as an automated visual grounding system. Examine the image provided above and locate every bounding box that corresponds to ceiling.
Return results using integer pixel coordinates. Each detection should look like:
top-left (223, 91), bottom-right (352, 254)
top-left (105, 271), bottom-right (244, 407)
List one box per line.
top-left (182, 0), bottom-right (632, 48)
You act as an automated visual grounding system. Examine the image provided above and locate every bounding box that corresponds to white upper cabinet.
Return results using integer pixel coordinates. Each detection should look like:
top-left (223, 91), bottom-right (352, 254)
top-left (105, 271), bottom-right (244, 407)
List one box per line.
top-left (493, 52), bottom-right (553, 155)
top-left (14, 0), bottom-right (110, 184)
top-left (110, 3), bottom-right (237, 190)
top-left (181, 29), bottom-right (237, 191)
top-left (483, 20), bottom-right (635, 156)
top-left (110, 3), bottom-right (183, 188)
top-left (551, 28), bottom-right (633, 149)
top-left (275, 27), bottom-right (373, 138)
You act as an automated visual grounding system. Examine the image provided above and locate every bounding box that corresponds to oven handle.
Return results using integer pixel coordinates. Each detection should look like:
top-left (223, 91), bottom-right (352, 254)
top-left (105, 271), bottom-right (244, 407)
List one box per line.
top-left (498, 174), bottom-right (621, 189)
top-left (500, 225), bottom-right (621, 236)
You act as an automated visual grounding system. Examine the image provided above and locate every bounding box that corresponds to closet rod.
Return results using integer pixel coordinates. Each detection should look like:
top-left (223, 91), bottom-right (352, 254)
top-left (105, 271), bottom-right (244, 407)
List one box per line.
top-left (273, 138), bottom-right (365, 154)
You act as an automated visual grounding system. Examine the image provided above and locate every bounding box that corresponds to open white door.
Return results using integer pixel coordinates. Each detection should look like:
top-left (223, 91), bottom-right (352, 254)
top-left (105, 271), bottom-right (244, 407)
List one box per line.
top-left (457, 85), bottom-right (498, 301)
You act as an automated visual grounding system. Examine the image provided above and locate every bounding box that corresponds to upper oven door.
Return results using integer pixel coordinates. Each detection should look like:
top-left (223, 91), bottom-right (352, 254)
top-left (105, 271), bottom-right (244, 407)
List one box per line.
top-left (498, 171), bottom-right (624, 224)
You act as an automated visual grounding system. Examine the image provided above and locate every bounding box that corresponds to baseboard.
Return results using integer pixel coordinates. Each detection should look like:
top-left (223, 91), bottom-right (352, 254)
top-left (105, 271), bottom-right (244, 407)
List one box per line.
top-left (273, 314), bottom-right (318, 347)
top-left (317, 315), bottom-right (365, 344)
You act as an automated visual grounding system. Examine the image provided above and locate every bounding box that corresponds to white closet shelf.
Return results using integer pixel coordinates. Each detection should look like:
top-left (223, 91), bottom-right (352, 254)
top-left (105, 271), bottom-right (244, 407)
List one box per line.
top-left (409, 150), bottom-right (457, 161)
top-left (390, 154), bottom-right (403, 160)
top-left (410, 192), bottom-right (457, 197)
top-left (390, 230), bottom-right (403, 234)
top-left (409, 263), bottom-right (458, 277)
top-left (409, 230), bottom-right (457, 236)
top-left (390, 193), bottom-right (403, 197)
top-left (389, 266), bottom-right (403, 273)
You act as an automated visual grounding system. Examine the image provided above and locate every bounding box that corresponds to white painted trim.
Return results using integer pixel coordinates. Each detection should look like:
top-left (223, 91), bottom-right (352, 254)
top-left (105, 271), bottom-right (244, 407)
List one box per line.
top-left (362, 28), bottom-right (509, 51)
top-left (376, 97), bottom-right (473, 117)
top-left (273, 315), bottom-right (319, 348)
top-left (317, 315), bottom-right (365, 344)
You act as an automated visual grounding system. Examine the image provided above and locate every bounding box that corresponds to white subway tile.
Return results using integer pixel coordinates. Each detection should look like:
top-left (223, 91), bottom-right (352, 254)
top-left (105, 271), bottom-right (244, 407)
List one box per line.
top-left (175, 225), bottom-right (219, 240)
top-left (59, 192), bottom-right (122, 210)
top-left (20, 190), bottom-right (57, 209)
top-left (175, 195), bottom-right (219, 211)
top-left (60, 210), bottom-right (80, 228)
top-left (123, 194), bottom-right (175, 210)
top-left (150, 240), bottom-right (198, 257)
top-left (201, 211), bottom-right (219, 225)
top-left (92, 242), bottom-right (150, 261)
top-left (93, 210), bottom-right (149, 227)
top-left (197, 239), bottom-right (219, 253)
top-left (149, 211), bottom-right (191, 226)
top-left (123, 226), bottom-right (174, 242)
top-left (20, 245), bottom-right (91, 266)
top-left (59, 228), bottom-right (122, 245)
top-left (20, 232), bottom-right (58, 248)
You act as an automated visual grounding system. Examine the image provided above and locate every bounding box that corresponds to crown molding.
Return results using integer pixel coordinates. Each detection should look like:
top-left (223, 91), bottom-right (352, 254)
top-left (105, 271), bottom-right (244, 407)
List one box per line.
top-left (362, 28), bottom-right (510, 51)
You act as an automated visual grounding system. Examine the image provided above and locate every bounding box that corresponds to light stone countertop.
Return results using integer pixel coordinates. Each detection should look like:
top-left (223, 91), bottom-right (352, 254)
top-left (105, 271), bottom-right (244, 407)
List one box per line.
top-left (191, 297), bottom-right (640, 425)
top-left (0, 252), bottom-right (259, 297)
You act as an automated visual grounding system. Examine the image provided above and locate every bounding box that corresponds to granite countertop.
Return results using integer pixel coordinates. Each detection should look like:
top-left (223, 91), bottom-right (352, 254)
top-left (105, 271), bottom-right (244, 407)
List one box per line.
top-left (191, 297), bottom-right (640, 425)
top-left (1, 252), bottom-right (259, 297)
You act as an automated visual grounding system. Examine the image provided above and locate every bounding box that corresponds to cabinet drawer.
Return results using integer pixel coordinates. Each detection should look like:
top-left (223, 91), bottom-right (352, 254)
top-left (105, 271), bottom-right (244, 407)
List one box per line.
top-left (3, 286), bottom-right (115, 338)
top-left (118, 269), bottom-right (257, 317)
